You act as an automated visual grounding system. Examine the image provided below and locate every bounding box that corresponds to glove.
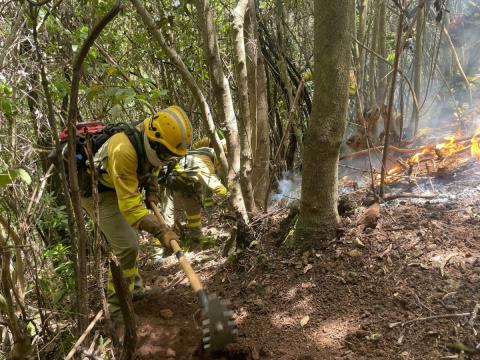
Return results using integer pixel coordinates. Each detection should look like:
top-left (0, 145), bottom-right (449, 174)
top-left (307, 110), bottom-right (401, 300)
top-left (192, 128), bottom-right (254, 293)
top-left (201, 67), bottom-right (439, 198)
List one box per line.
top-left (138, 214), bottom-right (180, 249)
top-left (213, 185), bottom-right (228, 198)
top-left (138, 214), bottom-right (165, 237)
top-left (161, 229), bottom-right (180, 249)
top-left (145, 176), bottom-right (159, 209)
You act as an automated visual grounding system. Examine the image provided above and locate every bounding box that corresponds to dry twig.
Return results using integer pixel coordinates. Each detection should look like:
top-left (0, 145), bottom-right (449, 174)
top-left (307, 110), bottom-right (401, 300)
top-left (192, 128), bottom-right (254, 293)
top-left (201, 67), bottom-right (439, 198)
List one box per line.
top-left (65, 310), bottom-right (103, 360)
top-left (389, 312), bottom-right (470, 328)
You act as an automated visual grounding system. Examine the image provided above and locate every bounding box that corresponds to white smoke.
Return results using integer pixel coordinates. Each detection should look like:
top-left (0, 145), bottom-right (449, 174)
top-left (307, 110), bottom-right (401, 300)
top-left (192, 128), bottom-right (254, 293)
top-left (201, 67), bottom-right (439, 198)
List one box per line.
top-left (270, 172), bottom-right (302, 204)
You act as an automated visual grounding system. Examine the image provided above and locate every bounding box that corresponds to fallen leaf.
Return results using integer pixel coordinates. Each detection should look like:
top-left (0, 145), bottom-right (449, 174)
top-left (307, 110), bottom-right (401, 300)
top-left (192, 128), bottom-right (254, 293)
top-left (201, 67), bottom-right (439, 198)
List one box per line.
top-left (160, 309), bottom-right (173, 319)
top-left (366, 333), bottom-right (382, 341)
top-left (303, 264), bottom-right (313, 274)
top-left (166, 348), bottom-right (176, 357)
top-left (348, 249), bottom-right (362, 257)
top-left (357, 203), bottom-right (380, 229)
top-left (300, 315), bottom-right (310, 327)
top-left (447, 341), bottom-right (477, 353)
top-left (354, 238), bottom-right (365, 249)
top-left (253, 298), bottom-right (263, 306)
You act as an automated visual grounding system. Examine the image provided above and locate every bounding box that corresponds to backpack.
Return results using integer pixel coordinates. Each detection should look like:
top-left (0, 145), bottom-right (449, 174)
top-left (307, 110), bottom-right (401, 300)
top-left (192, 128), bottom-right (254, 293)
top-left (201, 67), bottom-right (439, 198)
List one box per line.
top-left (58, 122), bottom-right (144, 197)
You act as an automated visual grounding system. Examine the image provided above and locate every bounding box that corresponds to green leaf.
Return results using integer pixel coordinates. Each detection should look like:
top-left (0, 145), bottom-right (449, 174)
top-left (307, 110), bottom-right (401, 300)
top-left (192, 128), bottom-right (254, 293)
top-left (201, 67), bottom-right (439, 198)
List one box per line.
top-left (386, 51), bottom-right (395, 64)
top-left (447, 342), bottom-right (477, 353)
top-left (151, 88), bottom-right (168, 100)
top-left (88, 48), bottom-right (97, 59)
top-left (303, 70), bottom-right (312, 82)
top-left (0, 96), bottom-right (13, 116)
top-left (106, 65), bottom-right (118, 76)
top-left (109, 104), bottom-right (122, 118)
top-left (27, 322), bottom-right (36, 336)
top-left (139, 66), bottom-right (149, 79)
top-left (0, 169), bottom-right (31, 187)
top-left (53, 289), bottom-right (66, 304)
top-left (53, 78), bottom-right (69, 98)
top-left (0, 82), bottom-right (13, 96)
top-left (15, 169), bottom-right (31, 185)
top-left (86, 84), bottom-right (102, 100)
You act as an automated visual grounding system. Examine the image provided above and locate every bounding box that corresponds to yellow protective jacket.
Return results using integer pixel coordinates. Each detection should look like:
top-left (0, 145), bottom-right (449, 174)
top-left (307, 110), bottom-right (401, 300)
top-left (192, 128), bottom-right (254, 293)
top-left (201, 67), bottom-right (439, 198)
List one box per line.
top-left (94, 132), bottom-right (151, 228)
top-left (173, 148), bottom-right (225, 195)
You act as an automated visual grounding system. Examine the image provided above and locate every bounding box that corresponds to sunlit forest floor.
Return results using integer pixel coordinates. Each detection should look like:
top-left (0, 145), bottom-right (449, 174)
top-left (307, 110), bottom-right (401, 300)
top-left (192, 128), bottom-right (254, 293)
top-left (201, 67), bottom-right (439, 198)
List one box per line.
top-left (130, 171), bottom-right (480, 359)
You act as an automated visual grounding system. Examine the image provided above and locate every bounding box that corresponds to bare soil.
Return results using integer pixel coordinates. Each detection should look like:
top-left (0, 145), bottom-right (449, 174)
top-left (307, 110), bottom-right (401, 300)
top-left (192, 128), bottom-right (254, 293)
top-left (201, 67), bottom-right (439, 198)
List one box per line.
top-left (133, 176), bottom-right (480, 359)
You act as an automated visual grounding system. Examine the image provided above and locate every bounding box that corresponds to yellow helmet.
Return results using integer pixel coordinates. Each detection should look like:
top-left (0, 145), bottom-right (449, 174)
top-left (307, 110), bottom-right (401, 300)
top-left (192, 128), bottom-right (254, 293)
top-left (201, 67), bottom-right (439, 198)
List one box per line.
top-left (143, 106), bottom-right (192, 157)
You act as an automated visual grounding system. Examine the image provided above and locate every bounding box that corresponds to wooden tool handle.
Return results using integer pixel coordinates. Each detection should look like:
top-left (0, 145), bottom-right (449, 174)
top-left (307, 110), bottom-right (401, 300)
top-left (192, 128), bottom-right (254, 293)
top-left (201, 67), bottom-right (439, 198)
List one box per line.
top-left (150, 202), bottom-right (204, 293)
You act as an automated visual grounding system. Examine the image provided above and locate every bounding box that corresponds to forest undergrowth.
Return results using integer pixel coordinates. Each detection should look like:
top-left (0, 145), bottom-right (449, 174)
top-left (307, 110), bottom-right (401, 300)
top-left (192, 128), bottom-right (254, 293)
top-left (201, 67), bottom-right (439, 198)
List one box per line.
top-left (117, 169), bottom-right (480, 360)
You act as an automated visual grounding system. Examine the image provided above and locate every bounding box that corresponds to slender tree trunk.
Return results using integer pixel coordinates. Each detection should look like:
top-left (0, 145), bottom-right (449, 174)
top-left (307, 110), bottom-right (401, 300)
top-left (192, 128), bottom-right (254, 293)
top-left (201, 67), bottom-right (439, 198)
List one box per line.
top-left (379, 6), bottom-right (404, 197)
top-left (66, 0), bottom-right (121, 332)
top-left (233, 0), bottom-right (257, 214)
top-left (412, 3), bottom-right (425, 136)
top-left (246, 0), bottom-right (270, 210)
top-left (377, 0), bottom-right (387, 104)
top-left (294, 0), bottom-right (354, 246)
top-left (194, 0), bottom-right (248, 221)
top-left (358, 0), bottom-right (369, 90)
top-left (275, 0), bottom-right (303, 155)
top-left (32, 10), bottom-right (78, 317)
top-left (0, 233), bottom-right (32, 360)
top-left (369, 1), bottom-right (378, 107)
top-left (131, 0), bottom-right (228, 174)
top-left (245, 4), bottom-right (257, 145)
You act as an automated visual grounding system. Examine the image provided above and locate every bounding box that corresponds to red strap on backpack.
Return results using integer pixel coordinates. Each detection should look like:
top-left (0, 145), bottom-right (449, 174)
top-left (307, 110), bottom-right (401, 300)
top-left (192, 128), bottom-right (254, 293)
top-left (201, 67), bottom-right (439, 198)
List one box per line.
top-left (59, 122), bottom-right (105, 141)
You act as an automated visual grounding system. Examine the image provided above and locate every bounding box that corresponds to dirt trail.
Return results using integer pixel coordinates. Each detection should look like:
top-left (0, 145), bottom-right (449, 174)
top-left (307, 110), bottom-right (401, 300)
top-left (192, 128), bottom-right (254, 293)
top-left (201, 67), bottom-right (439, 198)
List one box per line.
top-left (134, 177), bottom-right (480, 359)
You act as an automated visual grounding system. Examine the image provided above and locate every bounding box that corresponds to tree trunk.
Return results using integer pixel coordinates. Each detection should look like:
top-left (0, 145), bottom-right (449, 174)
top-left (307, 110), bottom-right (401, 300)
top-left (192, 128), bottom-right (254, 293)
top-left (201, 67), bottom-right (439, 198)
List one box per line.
top-left (379, 7), bottom-right (404, 197)
top-left (412, 3), bottom-right (425, 136)
top-left (0, 233), bottom-right (32, 360)
top-left (369, 0), bottom-right (379, 107)
top-left (195, 0), bottom-right (248, 221)
top-left (233, 0), bottom-right (256, 214)
top-left (294, 0), bottom-right (353, 246)
top-left (275, 0), bottom-right (303, 155)
top-left (66, 0), bottom-right (121, 332)
top-left (131, 0), bottom-right (228, 172)
top-left (358, 0), bottom-right (369, 90)
top-left (246, 0), bottom-right (270, 210)
top-left (377, 0), bottom-right (387, 105)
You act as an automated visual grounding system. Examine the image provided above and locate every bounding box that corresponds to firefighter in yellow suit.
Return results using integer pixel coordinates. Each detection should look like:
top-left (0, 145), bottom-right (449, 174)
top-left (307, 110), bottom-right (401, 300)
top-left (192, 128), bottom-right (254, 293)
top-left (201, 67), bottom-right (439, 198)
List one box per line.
top-left (191, 136), bottom-right (227, 210)
top-left (81, 105), bottom-right (192, 320)
top-left (159, 146), bottom-right (228, 246)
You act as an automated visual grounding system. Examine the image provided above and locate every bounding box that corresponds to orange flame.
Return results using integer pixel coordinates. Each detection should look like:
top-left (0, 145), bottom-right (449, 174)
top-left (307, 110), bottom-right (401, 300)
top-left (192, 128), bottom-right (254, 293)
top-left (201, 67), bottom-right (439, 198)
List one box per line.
top-left (471, 133), bottom-right (480, 160)
top-left (435, 136), bottom-right (464, 156)
top-left (382, 131), bottom-right (480, 184)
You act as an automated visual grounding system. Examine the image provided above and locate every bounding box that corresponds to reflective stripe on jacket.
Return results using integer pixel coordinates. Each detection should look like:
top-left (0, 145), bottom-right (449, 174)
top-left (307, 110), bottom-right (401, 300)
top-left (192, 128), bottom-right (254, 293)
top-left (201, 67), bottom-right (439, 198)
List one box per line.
top-left (94, 132), bottom-right (149, 227)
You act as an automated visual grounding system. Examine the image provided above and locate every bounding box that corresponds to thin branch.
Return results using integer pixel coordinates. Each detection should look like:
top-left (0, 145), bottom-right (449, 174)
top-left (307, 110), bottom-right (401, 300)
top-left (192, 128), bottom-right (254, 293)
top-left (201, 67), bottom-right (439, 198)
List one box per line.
top-left (389, 312), bottom-right (471, 328)
top-left (64, 310), bottom-right (104, 360)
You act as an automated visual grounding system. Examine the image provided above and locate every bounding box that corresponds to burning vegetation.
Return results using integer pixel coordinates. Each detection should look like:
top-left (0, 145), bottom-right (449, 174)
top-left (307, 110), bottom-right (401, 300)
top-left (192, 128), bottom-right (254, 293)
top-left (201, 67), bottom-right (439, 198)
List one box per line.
top-left (384, 130), bottom-right (480, 184)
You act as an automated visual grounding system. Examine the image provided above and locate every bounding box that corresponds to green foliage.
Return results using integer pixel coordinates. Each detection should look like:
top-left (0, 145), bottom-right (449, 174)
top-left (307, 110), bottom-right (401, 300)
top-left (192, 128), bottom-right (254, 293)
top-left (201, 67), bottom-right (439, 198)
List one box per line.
top-left (0, 168), bottom-right (32, 187)
top-left (37, 193), bottom-right (69, 235)
top-left (0, 81), bottom-right (15, 116)
top-left (42, 243), bottom-right (75, 304)
top-left (386, 51), bottom-right (395, 64)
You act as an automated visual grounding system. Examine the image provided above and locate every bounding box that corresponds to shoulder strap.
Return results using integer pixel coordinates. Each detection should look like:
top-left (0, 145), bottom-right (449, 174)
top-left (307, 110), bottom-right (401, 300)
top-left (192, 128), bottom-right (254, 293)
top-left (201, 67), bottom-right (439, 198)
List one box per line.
top-left (123, 126), bottom-right (144, 174)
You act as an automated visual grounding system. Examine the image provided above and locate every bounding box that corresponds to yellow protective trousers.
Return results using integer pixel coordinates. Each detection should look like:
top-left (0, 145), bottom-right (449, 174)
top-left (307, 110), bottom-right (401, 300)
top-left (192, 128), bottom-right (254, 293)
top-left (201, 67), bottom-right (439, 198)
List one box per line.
top-left (159, 183), bottom-right (202, 233)
top-left (81, 191), bottom-right (143, 319)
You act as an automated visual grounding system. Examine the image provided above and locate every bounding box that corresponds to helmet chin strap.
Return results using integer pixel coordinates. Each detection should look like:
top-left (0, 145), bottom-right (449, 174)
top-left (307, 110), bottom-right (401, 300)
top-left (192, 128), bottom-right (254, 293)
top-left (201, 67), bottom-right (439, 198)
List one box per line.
top-left (143, 132), bottom-right (165, 167)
